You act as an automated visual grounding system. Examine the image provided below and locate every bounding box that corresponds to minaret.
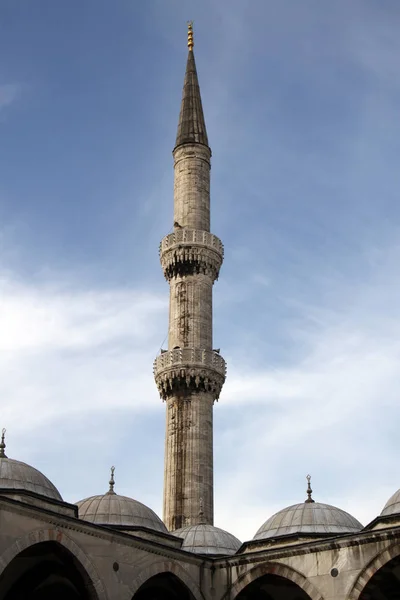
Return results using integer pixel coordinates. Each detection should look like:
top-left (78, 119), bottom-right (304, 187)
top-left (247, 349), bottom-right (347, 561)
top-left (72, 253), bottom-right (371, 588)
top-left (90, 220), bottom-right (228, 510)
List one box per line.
top-left (154, 23), bottom-right (226, 531)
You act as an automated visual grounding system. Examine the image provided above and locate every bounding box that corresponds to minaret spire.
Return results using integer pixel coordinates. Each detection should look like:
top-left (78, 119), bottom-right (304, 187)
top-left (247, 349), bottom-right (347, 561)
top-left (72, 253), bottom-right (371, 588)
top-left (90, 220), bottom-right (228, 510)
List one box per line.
top-left (175, 22), bottom-right (209, 150)
top-left (154, 24), bottom-right (226, 531)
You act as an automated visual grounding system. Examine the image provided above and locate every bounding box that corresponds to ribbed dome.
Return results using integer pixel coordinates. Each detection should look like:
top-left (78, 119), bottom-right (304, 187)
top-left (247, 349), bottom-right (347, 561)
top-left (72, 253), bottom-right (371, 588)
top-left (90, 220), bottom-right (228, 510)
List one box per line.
top-left (77, 467), bottom-right (167, 533)
top-left (173, 524), bottom-right (241, 555)
top-left (0, 457), bottom-right (62, 501)
top-left (77, 493), bottom-right (168, 532)
top-left (381, 489), bottom-right (400, 516)
top-left (254, 502), bottom-right (362, 540)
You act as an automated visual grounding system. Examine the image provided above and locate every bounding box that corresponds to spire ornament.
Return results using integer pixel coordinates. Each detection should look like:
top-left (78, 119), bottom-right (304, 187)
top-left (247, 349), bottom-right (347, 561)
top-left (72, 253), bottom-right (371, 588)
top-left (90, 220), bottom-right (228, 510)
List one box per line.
top-left (107, 466), bottom-right (116, 495)
top-left (305, 474), bottom-right (315, 503)
top-left (0, 428), bottom-right (7, 458)
top-left (187, 21), bottom-right (194, 50)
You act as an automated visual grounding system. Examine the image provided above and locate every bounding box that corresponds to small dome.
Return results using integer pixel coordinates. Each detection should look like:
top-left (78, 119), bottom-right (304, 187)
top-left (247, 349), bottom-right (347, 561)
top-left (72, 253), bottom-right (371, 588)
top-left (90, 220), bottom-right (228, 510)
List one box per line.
top-left (173, 524), bottom-right (241, 555)
top-left (381, 489), bottom-right (400, 516)
top-left (0, 457), bottom-right (62, 501)
top-left (77, 493), bottom-right (168, 533)
top-left (76, 467), bottom-right (167, 534)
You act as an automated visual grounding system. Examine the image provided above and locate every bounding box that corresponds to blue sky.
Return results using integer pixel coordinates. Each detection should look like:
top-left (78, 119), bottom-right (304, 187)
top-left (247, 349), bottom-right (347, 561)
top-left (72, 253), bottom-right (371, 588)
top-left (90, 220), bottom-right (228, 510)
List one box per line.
top-left (1, 0), bottom-right (400, 541)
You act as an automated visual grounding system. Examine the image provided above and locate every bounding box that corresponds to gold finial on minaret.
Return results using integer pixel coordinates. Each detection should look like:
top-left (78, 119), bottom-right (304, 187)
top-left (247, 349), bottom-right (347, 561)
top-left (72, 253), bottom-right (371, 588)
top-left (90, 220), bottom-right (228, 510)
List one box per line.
top-left (187, 21), bottom-right (194, 50)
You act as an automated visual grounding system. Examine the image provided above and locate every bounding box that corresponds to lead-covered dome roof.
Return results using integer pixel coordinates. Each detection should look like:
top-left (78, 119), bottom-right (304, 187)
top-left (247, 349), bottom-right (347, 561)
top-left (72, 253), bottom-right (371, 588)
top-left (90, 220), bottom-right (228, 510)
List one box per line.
top-left (254, 502), bottom-right (362, 540)
top-left (0, 430), bottom-right (62, 501)
top-left (173, 523), bottom-right (241, 555)
top-left (0, 457), bottom-right (63, 501)
top-left (76, 467), bottom-right (168, 534)
top-left (381, 489), bottom-right (400, 517)
top-left (254, 476), bottom-right (362, 541)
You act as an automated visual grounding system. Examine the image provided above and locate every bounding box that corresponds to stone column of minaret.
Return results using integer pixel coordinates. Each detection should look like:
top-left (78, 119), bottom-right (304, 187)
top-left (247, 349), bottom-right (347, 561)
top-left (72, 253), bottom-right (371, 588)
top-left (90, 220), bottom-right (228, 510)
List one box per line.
top-left (154, 23), bottom-right (226, 531)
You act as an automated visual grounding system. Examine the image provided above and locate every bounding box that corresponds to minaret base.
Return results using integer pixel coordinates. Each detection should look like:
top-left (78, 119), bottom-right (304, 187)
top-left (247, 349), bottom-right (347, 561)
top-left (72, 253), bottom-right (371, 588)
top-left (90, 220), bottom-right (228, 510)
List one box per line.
top-left (163, 391), bottom-right (214, 530)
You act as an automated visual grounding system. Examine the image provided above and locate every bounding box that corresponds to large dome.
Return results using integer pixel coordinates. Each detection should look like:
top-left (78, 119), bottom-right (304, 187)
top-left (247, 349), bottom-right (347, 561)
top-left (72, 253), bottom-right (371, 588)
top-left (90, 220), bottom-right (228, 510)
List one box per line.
top-left (254, 477), bottom-right (362, 541)
top-left (254, 502), bottom-right (362, 540)
top-left (173, 524), bottom-right (241, 555)
top-left (76, 467), bottom-right (167, 534)
top-left (0, 457), bottom-right (62, 501)
top-left (381, 489), bottom-right (400, 517)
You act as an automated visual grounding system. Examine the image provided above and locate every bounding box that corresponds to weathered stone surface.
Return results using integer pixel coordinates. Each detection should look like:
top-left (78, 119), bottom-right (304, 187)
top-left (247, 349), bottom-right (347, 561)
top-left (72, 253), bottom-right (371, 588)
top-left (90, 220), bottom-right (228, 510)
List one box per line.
top-left (173, 144), bottom-right (212, 232)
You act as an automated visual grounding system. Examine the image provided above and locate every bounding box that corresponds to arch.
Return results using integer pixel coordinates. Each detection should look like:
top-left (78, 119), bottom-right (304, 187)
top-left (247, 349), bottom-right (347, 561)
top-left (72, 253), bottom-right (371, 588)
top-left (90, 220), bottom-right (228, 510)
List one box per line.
top-left (347, 542), bottom-right (400, 600)
top-left (0, 527), bottom-right (107, 600)
top-left (227, 562), bottom-right (324, 600)
top-left (130, 561), bottom-right (204, 600)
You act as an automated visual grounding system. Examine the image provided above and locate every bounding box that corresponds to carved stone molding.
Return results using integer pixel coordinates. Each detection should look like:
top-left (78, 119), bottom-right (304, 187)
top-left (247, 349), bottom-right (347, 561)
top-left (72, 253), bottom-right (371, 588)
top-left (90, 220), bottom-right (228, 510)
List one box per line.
top-left (160, 229), bottom-right (223, 281)
top-left (154, 348), bottom-right (226, 401)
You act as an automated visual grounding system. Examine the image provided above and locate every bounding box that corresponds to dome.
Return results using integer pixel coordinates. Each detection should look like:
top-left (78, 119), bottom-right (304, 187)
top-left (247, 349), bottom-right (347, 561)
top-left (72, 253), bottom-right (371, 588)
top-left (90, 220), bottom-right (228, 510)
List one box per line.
top-left (0, 430), bottom-right (62, 502)
top-left (254, 502), bottom-right (363, 540)
top-left (0, 457), bottom-right (62, 501)
top-left (254, 477), bottom-right (362, 541)
top-left (381, 489), bottom-right (400, 517)
top-left (77, 493), bottom-right (168, 532)
top-left (173, 524), bottom-right (241, 555)
top-left (76, 467), bottom-right (168, 534)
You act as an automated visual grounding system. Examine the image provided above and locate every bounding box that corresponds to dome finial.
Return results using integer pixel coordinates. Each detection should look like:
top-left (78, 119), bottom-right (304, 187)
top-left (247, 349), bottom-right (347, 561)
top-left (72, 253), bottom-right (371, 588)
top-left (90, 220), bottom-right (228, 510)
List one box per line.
top-left (187, 20), bottom-right (194, 51)
top-left (305, 474), bottom-right (315, 503)
top-left (0, 428), bottom-right (7, 458)
top-left (107, 466), bottom-right (116, 495)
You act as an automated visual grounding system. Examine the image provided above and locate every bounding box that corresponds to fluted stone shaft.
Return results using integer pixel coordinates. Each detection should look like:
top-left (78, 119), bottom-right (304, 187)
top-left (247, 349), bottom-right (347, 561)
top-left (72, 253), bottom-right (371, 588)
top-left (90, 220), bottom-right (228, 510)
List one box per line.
top-left (163, 392), bottom-right (214, 531)
top-left (173, 144), bottom-right (211, 232)
top-left (154, 45), bottom-right (225, 531)
top-left (169, 273), bottom-right (213, 351)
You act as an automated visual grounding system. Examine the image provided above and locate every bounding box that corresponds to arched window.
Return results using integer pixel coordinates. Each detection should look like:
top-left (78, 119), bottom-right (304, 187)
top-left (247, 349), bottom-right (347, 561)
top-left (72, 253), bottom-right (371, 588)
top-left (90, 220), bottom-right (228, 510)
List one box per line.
top-left (0, 541), bottom-right (99, 600)
top-left (133, 572), bottom-right (195, 600)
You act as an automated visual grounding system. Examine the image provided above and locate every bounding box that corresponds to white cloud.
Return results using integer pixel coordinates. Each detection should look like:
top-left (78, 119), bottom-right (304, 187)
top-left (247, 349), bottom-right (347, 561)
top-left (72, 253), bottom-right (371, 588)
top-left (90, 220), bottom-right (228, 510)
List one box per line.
top-left (0, 269), bottom-right (167, 434)
top-left (213, 242), bottom-right (400, 540)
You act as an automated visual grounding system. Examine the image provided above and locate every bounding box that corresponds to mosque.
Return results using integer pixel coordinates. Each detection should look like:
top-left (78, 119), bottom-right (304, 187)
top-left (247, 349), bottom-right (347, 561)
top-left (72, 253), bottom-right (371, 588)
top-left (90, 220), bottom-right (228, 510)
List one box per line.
top-left (1, 23), bottom-right (400, 600)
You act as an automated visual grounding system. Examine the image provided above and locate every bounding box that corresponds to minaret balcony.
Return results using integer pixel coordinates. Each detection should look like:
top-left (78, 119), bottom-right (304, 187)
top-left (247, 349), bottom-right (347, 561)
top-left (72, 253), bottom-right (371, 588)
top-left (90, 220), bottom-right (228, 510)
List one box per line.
top-left (160, 229), bottom-right (223, 281)
top-left (154, 347), bottom-right (226, 401)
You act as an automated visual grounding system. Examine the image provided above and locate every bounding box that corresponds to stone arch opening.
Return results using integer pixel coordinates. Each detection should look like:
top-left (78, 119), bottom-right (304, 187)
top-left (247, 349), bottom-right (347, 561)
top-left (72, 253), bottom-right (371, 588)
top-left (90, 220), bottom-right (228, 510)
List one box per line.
top-left (357, 553), bottom-right (400, 599)
top-left (0, 541), bottom-right (99, 600)
top-left (132, 572), bottom-right (195, 600)
top-left (234, 573), bottom-right (313, 600)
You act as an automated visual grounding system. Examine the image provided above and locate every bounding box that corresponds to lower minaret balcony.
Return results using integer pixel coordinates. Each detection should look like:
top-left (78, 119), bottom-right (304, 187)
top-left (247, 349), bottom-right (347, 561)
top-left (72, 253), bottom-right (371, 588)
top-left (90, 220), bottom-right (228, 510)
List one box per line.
top-left (160, 229), bottom-right (223, 281)
top-left (154, 348), bottom-right (226, 401)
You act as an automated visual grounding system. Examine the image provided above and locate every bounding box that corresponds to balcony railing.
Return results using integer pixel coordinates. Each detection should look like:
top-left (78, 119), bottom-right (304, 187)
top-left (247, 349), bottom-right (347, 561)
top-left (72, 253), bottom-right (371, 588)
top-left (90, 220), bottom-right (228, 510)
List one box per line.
top-left (154, 348), bottom-right (226, 379)
top-left (160, 229), bottom-right (223, 257)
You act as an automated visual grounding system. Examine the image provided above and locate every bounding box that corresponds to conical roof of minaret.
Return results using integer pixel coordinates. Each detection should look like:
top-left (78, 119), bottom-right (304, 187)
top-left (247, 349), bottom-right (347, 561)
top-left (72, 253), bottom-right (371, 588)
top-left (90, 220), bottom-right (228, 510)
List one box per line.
top-left (175, 24), bottom-right (209, 150)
